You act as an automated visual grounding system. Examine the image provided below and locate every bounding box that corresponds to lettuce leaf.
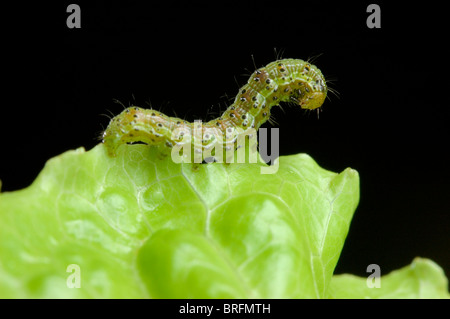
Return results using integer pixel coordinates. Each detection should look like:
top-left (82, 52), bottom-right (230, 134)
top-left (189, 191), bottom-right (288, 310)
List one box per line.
top-left (0, 144), bottom-right (447, 298)
top-left (328, 258), bottom-right (449, 299)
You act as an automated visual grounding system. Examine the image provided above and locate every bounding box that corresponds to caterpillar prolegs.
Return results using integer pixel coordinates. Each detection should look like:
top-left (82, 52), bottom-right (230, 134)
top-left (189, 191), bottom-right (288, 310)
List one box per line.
top-left (102, 59), bottom-right (327, 164)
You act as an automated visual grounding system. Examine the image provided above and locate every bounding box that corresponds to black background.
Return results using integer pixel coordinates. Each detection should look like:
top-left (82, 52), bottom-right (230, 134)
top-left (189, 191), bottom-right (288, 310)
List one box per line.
top-left (1, 1), bottom-right (449, 280)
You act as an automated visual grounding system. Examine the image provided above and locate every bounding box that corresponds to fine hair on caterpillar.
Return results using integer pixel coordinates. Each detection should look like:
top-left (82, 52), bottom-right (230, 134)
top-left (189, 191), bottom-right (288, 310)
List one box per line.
top-left (102, 58), bottom-right (328, 174)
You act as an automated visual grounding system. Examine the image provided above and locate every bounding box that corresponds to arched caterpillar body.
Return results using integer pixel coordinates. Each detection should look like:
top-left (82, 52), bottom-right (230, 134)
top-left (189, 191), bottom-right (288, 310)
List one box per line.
top-left (102, 59), bottom-right (327, 161)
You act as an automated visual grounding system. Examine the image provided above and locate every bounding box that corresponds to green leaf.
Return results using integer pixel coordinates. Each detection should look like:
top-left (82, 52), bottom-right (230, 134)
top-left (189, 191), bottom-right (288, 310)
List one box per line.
top-left (328, 258), bottom-right (450, 299)
top-left (0, 143), bottom-right (447, 298)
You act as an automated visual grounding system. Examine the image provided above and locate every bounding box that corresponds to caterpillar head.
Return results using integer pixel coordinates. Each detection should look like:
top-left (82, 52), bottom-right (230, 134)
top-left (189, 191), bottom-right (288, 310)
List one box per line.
top-left (298, 79), bottom-right (327, 110)
top-left (299, 91), bottom-right (327, 110)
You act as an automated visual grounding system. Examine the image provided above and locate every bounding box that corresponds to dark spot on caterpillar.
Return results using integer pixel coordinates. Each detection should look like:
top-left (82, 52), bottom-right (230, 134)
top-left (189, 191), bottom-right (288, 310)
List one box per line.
top-left (230, 106), bottom-right (235, 110)
top-left (134, 107), bottom-right (139, 111)
top-left (242, 114), bottom-right (247, 120)
top-left (176, 121), bottom-right (181, 125)
top-left (266, 79), bottom-right (271, 84)
top-left (273, 96), bottom-right (278, 101)
top-left (255, 70), bottom-right (262, 74)
top-left (284, 88), bottom-right (289, 92)
top-left (216, 121), bottom-right (220, 126)
top-left (273, 88), bottom-right (278, 93)
top-left (253, 103), bottom-right (258, 108)
top-left (305, 87), bottom-right (310, 93)
top-left (134, 114), bottom-right (138, 118)
top-left (240, 97), bottom-right (246, 102)
top-left (266, 86), bottom-right (270, 90)
top-left (157, 123), bottom-right (163, 127)
top-left (263, 112), bottom-right (268, 117)
top-left (229, 113), bottom-right (235, 118)
top-left (135, 128), bottom-right (140, 131)
top-left (252, 96), bottom-right (257, 101)
top-left (165, 141), bottom-right (173, 147)
top-left (280, 68), bottom-right (286, 72)
top-left (254, 77), bottom-right (260, 82)
top-left (152, 112), bottom-right (156, 116)
top-left (241, 89), bottom-right (246, 94)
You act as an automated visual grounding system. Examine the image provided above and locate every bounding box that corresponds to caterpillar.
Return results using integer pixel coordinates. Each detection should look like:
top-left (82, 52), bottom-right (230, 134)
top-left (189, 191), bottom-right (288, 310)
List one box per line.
top-left (102, 58), bottom-right (327, 163)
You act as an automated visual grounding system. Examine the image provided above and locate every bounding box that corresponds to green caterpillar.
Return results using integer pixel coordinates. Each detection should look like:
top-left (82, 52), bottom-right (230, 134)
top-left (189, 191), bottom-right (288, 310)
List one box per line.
top-left (102, 59), bottom-right (327, 162)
